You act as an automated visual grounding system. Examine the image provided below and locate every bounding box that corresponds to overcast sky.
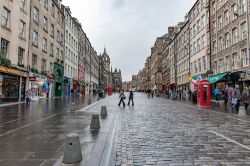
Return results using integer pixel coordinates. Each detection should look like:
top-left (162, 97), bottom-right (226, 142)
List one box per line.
top-left (63, 0), bottom-right (196, 81)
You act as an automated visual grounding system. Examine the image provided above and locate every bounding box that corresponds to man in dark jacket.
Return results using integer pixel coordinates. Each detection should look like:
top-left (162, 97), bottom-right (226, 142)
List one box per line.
top-left (128, 90), bottom-right (134, 106)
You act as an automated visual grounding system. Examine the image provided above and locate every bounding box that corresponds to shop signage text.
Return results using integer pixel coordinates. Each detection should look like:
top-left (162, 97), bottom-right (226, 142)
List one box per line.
top-left (0, 66), bottom-right (20, 76)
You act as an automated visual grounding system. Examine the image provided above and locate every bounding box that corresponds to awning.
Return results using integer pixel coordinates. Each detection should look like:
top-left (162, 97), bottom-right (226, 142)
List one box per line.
top-left (208, 73), bottom-right (228, 84)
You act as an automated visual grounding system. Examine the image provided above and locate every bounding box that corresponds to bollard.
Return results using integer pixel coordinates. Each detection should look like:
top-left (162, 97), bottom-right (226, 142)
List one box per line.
top-left (63, 133), bottom-right (82, 164)
top-left (239, 106), bottom-right (246, 117)
top-left (101, 106), bottom-right (107, 117)
top-left (97, 96), bottom-right (100, 101)
top-left (90, 114), bottom-right (100, 129)
top-left (88, 98), bottom-right (91, 105)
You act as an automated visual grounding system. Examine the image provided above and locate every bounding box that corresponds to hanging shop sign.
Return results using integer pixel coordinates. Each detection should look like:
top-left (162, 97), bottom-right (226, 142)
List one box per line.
top-left (0, 66), bottom-right (20, 76)
top-left (29, 76), bottom-right (36, 81)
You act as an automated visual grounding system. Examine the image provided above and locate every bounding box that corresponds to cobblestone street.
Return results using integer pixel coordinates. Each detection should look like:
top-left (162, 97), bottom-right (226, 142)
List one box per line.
top-left (115, 93), bottom-right (250, 166)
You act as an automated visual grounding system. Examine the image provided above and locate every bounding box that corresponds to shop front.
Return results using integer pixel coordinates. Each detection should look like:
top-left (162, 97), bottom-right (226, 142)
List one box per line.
top-left (64, 77), bottom-right (71, 97)
top-left (54, 62), bottom-right (64, 97)
top-left (29, 72), bottom-right (48, 100)
top-left (73, 79), bottom-right (79, 94)
top-left (0, 66), bottom-right (27, 103)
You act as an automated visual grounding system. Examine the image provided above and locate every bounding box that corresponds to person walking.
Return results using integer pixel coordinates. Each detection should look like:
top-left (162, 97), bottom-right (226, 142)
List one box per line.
top-left (128, 90), bottom-right (134, 106)
top-left (25, 90), bottom-right (32, 104)
top-left (118, 90), bottom-right (126, 107)
top-left (242, 87), bottom-right (250, 111)
top-left (222, 90), bottom-right (228, 110)
top-left (234, 85), bottom-right (242, 113)
top-left (214, 87), bottom-right (221, 102)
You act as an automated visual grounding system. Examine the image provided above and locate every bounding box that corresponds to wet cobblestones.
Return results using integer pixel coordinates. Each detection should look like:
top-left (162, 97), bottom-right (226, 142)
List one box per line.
top-left (115, 93), bottom-right (250, 165)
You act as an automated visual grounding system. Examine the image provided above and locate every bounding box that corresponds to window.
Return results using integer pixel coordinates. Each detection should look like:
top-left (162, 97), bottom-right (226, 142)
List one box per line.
top-left (190, 28), bottom-right (193, 38)
top-left (225, 55), bottom-right (230, 71)
top-left (214, 61), bottom-right (217, 74)
top-left (43, 17), bottom-right (48, 32)
top-left (193, 24), bottom-right (196, 36)
top-left (18, 47), bottom-right (24, 65)
top-left (66, 30), bottom-right (68, 41)
top-left (197, 20), bottom-right (200, 32)
top-left (56, 48), bottom-right (59, 59)
top-left (19, 20), bottom-right (26, 38)
top-left (218, 37), bottom-right (223, 51)
top-left (224, 10), bottom-right (229, 25)
top-left (32, 31), bottom-right (38, 47)
top-left (232, 4), bottom-right (238, 20)
top-left (225, 32), bottom-right (230, 48)
top-left (197, 38), bottom-right (201, 51)
top-left (240, 0), bottom-right (247, 14)
top-left (241, 22), bottom-right (247, 40)
top-left (32, 54), bottom-right (37, 68)
top-left (2, 7), bottom-right (10, 28)
top-left (198, 58), bottom-right (201, 72)
top-left (51, 24), bottom-right (54, 37)
top-left (0, 38), bottom-right (9, 58)
top-left (50, 43), bottom-right (54, 56)
top-left (218, 16), bottom-right (223, 30)
top-left (242, 48), bottom-right (248, 67)
top-left (213, 40), bottom-right (217, 54)
top-left (202, 56), bottom-right (206, 71)
top-left (33, 7), bottom-right (39, 24)
top-left (201, 15), bottom-right (205, 29)
top-left (49, 62), bottom-right (53, 73)
top-left (41, 59), bottom-right (46, 72)
top-left (60, 34), bottom-right (63, 44)
top-left (218, 58), bottom-right (224, 73)
top-left (193, 42), bottom-right (196, 54)
top-left (202, 35), bottom-right (205, 49)
top-left (44, 0), bottom-right (48, 10)
top-left (20, 0), bottom-right (26, 10)
top-left (60, 50), bottom-right (63, 60)
top-left (232, 52), bottom-right (239, 69)
top-left (232, 27), bottom-right (238, 44)
top-left (57, 30), bottom-right (60, 42)
top-left (42, 38), bottom-right (47, 52)
top-left (51, 3), bottom-right (55, 17)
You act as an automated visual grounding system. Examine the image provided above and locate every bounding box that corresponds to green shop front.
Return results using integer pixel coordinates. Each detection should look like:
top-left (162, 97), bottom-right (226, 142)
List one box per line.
top-left (54, 62), bottom-right (64, 97)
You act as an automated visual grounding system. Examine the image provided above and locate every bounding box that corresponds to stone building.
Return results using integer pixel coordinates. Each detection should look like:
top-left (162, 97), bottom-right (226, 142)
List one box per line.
top-left (84, 38), bottom-right (91, 94)
top-left (176, 20), bottom-right (190, 91)
top-left (111, 68), bottom-right (122, 91)
top-left (149, 36), bottom-right (167, 93)
top-left (76, 22), bottom-right (86, 96)
top-left (161, 27), bottom-right (175, 93)
top-left (63, 6), bottom-right (79, 96)
top-left (91, 48), bottom-right (99, 92)
top-left (99, 48), bottom-right (111, 90)
top-left (189, 0), bottom-right (210, 87)
top-left (28, 0), bottom-right (65, 98)
top-left (0, 0), bottom-right (31, 102)
top-left (210, 0), bottom-right (249, 89)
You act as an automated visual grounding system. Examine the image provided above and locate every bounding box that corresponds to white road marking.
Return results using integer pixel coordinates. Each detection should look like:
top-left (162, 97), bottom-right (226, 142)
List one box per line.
top-left (0, 116), bottom-right (32, 126)
top-left (0, 114), bottom-right (57, 137)
top-left (209, 130), bottom-right (250, 151)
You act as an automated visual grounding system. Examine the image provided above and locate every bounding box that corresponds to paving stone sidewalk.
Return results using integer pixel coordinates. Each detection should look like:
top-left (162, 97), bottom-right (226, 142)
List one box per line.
top-left (115, 93), bottom-right (250, 166)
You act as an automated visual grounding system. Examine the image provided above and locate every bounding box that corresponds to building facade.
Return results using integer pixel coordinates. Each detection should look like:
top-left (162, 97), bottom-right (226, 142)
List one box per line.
top-left (91, 48), bottom-right (99, 92)
top-left (210, 0), bottom-right (249, 90)
top-left (63, 7), bottom-right (79, 96)
top-left (28, 0), bottom-right (65, 98)
top-left (176, 20), bottom-right (190, 91)
top-left (189, 0), bottom-right (210, 87)
top-left (111, 68), bottom-right (122, 91)
top-left (0, 0), bottom-right (30, 102)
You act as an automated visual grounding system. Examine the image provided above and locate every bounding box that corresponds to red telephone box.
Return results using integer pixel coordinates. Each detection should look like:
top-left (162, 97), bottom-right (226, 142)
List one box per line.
top-left (107, 86), bottom-right (113, 96)
top-left (196, 80), bottom-right (211, 108)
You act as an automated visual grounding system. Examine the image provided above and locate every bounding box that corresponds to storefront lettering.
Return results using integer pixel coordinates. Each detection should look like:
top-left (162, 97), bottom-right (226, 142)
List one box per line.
top-left (0, 66), bottom-right (20, 76)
